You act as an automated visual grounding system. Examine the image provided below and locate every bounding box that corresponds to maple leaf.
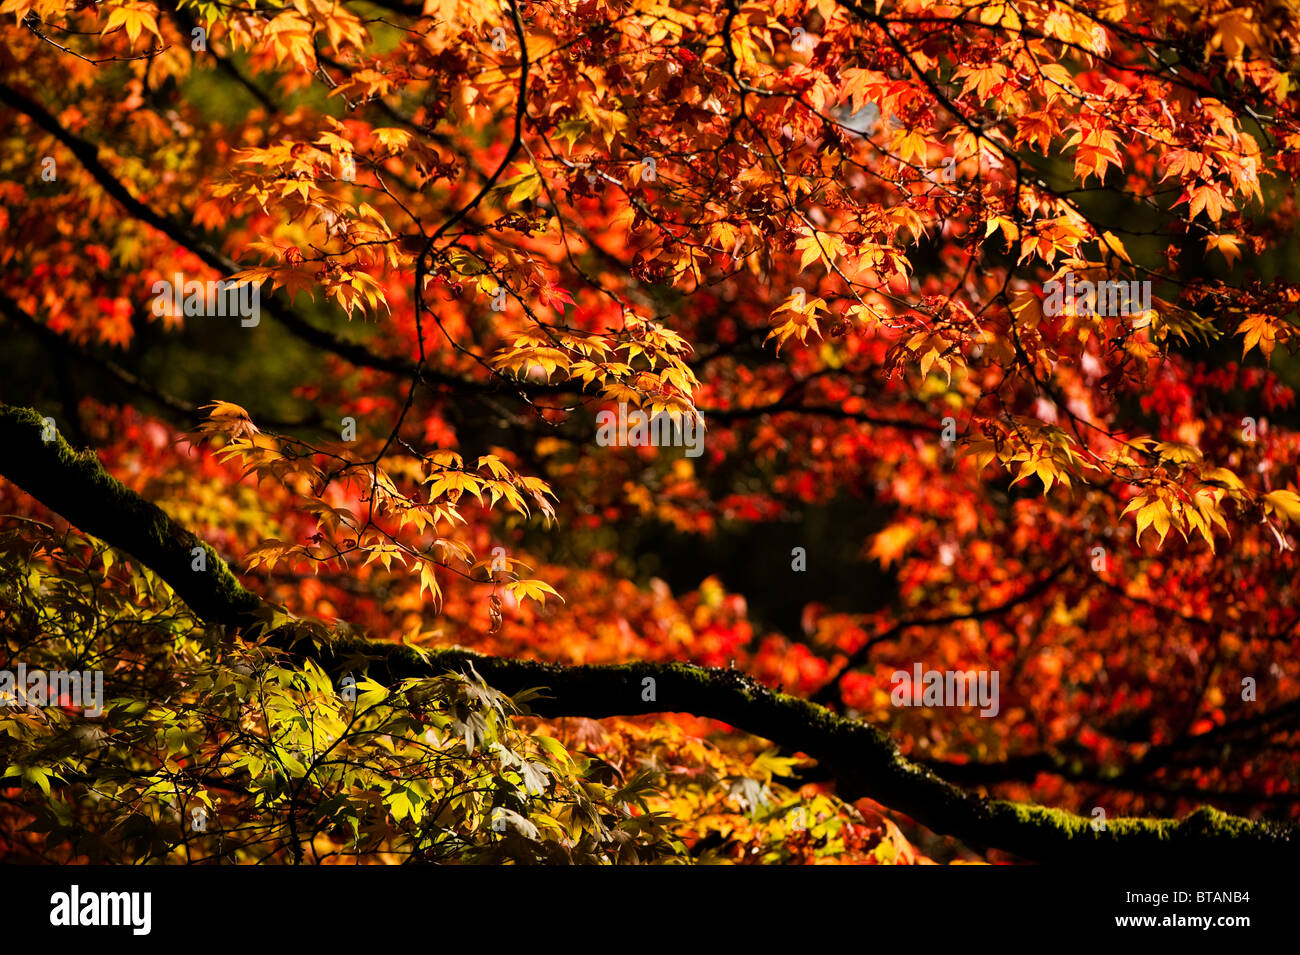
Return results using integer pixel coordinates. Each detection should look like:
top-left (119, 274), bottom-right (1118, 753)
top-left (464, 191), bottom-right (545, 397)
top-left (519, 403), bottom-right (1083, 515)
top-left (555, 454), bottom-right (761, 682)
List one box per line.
top-left (1237, 313), bottom-right (1279, 361)
top-left (1183, 184), bottom-right (1233, 223)
top-left (101, 4), bottom-right (161, 45)
top-left (506, 579), bottom-right (563, 607)
top-left (1205, 233), bottom-right (1243, 267)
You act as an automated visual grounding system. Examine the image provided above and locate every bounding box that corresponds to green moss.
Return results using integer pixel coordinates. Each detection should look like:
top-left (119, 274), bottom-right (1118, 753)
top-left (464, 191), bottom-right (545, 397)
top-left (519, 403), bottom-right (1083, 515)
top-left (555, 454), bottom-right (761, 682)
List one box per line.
top-left (996, 801), bottom-right (1094, 838)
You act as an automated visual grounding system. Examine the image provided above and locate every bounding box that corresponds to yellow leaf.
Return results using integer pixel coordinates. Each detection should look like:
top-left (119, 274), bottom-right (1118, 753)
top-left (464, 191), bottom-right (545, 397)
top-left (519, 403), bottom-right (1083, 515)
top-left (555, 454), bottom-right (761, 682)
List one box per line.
top-left (507, 579), bottom-right (564, 606)
top-left (1152, 505), bottom-right (1171, 544)
top-left (961, 438), bottom-right (998, 473)
top-left (869, 524), bottom-right (914, 568)
top-left (1265, 490), bottom-right (1300, 523)
top-left (1202, 467), bottom-right (1244, 490)
top-left (985, 216), bottom-right (1019, 245)
top-left (418, 562), bottom-right (441, 605)
top-left (1133, 499), bottom-right (1164, 546)
top-left (1204, 233), bottom-right (1242, 268)
top-left (1099, 230), bottom-right (1131, 263)
top-left (795, 233), bottom-right (826, 272)
top-left (893, 129), bottom-right (929, 165)
top-left (103, 5), bottom-right (161, 44)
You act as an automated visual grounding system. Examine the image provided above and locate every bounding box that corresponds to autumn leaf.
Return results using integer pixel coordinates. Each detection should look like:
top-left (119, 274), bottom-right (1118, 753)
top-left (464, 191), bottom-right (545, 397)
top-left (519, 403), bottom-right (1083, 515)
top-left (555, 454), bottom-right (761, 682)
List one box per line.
top-left (101, 4), bottom-right (161, 45)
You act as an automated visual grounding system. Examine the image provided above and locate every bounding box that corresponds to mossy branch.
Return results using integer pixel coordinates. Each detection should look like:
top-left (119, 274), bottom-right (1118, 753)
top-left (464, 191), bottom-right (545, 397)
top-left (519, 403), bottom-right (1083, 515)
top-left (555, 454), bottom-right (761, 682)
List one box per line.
top-left (0, 405), bottom-right (261, 623)
top-left (0, 403), bottom-right (1294, 863)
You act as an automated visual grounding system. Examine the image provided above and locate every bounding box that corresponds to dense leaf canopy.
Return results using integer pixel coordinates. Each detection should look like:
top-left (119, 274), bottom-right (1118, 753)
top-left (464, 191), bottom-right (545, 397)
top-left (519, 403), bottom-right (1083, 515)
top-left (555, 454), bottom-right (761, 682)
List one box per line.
top-left (2, 0), bottom-right (1300, 863)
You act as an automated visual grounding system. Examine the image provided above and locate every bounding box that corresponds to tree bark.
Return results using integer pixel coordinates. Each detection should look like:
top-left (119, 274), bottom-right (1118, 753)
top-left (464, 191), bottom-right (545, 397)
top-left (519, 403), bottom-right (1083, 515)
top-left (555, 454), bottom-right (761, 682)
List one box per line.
top-left (0, 403), bottom-right (1294, 863)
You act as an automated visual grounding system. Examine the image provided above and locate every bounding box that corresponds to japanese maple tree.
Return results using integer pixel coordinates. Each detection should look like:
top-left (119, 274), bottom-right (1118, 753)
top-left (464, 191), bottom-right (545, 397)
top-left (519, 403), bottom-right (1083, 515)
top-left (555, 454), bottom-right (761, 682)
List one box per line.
top-left (1, 0), bottom-right (1299, 864)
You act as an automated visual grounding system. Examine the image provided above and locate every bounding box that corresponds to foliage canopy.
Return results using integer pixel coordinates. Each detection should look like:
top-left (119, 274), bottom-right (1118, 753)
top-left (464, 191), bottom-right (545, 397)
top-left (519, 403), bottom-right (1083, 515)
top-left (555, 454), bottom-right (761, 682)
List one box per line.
top-left (2, 0), bottom-right (1300, 863)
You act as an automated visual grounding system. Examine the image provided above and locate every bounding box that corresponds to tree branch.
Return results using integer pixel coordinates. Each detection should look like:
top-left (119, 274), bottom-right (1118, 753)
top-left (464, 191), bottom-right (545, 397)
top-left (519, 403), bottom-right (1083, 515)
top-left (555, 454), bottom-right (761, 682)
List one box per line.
top-left (0, 81), bottom-right (421, 381)
top-left (0, 402), bottom-right (1293, 863)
